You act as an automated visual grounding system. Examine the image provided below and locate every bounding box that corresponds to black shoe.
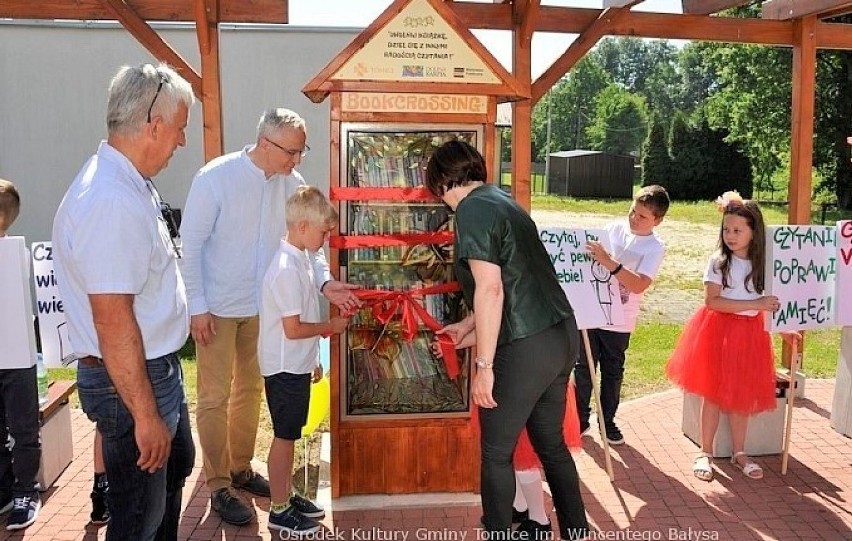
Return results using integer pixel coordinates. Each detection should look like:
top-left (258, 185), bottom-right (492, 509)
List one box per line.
top-left (605, 425), bottom-right (624, 446)
top-left (90, 474), bottom-right (110, 525)
top-left (515, 518), bottom-right (553, 540)
top-left (231, 469), bottom-right (271, 498)
top-left (268, 506), bottom-right (321, 536)
top-left (479, 507), bottom-right (529, 526)
top-left (6, 493), bottom-right (40, 531)
top-left (289, 493), bottom-right (325, 519)
top-left (211, 488), bottom-right (254, 525)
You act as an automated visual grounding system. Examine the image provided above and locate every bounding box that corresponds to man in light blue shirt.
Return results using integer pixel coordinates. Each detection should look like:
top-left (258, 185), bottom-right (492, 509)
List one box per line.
top-left (179, 108), bottom-right (357, 525)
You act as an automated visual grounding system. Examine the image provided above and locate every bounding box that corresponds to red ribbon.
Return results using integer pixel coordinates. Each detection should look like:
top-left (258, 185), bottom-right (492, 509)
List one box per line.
top-left (330, 186), bottom-right (439, 202)
top-left (329, 231), bottom-right (454, 249)
top-left (350, 282), bottom-right (462, 379)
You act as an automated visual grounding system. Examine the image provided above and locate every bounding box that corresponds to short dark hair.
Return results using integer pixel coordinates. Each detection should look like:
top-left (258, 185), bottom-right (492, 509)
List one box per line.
top-left (424, 140), bottom-right (487, 198)
top-left (0, 178), bottom-right (21, 231)
top-left (634, 185), bottom-right (670, 218)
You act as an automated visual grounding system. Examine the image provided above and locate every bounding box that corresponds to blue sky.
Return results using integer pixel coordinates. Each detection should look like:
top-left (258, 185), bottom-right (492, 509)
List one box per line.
top-left (289, 1), bottom-right (685, 78)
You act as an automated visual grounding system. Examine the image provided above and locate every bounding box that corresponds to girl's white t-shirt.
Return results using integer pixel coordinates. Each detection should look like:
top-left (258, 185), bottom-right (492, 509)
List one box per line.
top-left (703, 253), bottom-right (762, 316)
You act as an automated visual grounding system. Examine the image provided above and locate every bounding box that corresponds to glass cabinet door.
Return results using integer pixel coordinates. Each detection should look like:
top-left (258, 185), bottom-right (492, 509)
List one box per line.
top-left (340, 126), bottom-right (479, 417)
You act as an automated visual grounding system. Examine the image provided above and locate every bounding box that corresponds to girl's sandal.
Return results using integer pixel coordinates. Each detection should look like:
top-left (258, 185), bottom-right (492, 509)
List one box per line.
top-left (692, 452), bottom-right (714, 481)
top-left (731, 452), bottom-right (763, 480)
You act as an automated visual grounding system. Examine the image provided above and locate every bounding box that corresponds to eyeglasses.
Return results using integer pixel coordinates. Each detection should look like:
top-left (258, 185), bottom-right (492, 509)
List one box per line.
top-left (264, 137), bottom-right (310, 158)
top-left (146, 72), bottom-right (170, 123)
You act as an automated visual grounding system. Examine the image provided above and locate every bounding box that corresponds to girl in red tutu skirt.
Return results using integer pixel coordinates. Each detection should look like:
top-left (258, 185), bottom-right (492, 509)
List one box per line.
top-left (666, 192), bottom-right (799, 482)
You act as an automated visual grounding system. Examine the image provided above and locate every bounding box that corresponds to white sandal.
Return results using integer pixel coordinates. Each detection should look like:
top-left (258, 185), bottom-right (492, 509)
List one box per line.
top-left (692, 452), bottom-right (714, 481)
top-left (731, 452), bottom-right (763, 480)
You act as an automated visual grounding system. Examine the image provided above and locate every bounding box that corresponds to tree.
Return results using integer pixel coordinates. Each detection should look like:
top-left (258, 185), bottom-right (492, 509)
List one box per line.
top-left (641, 115), bottom-right (671, 188)
top-left (531, 56), bottom-right (611, 161)
top-left (585, 84), bottom-right (648, 157)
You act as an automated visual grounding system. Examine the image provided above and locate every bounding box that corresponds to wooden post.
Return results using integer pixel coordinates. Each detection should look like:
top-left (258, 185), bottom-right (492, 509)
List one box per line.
top-left (783, 15), bottom-right (817, 370)
top-left (581, 330), bottom-right (615, 481)
top-left (195, 0), bottom-right (224, 162)
top-left (511, 0), bottom-right (535, 210)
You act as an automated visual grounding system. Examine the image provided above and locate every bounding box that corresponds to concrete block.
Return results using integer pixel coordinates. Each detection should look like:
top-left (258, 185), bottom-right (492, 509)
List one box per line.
top-left (37, 402), bottom-right (73, 491)
top-left (681, 389), bottom-right (786, 458)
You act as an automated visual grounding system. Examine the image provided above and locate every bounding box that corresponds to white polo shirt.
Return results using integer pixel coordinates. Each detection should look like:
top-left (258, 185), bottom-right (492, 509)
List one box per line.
top-left (52, 141), bottom-right (189, 359)
top-left (258, 239), bottom-right (321, 377)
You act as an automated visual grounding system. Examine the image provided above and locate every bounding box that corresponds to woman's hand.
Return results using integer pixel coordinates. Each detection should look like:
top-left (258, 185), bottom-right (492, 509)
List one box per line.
top-left (432, 328), bottom-right (476, 357)
top-left (472, 369), bottom-right (497, 409)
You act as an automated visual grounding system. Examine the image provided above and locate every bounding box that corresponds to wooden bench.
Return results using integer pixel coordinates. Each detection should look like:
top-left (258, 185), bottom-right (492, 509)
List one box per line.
top-left (37, 380), bottom-right (76, 491)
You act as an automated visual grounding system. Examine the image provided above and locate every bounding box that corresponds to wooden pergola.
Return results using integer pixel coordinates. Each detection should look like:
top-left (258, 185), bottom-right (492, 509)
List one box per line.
top-left (3, 0), bottom-right (852, 222)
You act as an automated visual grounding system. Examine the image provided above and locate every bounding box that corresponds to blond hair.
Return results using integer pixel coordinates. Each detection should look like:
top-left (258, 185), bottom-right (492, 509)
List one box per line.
top-left (285, 186), bottom-right (337, 227)
top-left (0, 178), bottom-right (21, 231)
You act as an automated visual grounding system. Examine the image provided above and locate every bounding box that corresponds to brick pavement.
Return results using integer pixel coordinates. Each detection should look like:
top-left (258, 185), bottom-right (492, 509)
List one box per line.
top-left (2, 380), bottom-right (850, 540)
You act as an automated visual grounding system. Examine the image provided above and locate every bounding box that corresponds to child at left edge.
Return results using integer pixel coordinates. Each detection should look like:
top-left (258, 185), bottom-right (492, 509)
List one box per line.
top-left (259, 186), bottom-right (349, 537)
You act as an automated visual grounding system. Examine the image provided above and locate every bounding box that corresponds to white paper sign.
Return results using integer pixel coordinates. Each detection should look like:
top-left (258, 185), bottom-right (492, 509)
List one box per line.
top-left (0, 237), bottom-right (38, 369)
top-left (539, 228), bottom-right (624, 330)
top-left (765, 225), bottom-right (837, 332)
top-left (31, 241), bottom-right (72, 368)
top-left (836, 220), bottom-right (852, 326)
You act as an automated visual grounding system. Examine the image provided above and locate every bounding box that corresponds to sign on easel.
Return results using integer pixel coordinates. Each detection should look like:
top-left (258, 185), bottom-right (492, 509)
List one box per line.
top-left (836, 220), bottom-right (852, 326)
top-left (0, 237), bottom-right (38, 370)
top-left (31, 241), bottom-right (73, 368)
top-left (765, 225), bottom-right (837, 332)
top-left (539, 228), bottom-right (624, 330)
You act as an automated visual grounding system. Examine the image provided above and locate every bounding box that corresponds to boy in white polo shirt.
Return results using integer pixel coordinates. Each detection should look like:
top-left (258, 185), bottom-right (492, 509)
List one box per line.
top-left (259, 186), bottom-right (348, 536)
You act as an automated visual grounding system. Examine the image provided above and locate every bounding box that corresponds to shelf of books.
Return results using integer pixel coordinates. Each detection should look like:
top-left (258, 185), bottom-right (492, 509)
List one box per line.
top-left (333, 124), bottom-right (481, 419)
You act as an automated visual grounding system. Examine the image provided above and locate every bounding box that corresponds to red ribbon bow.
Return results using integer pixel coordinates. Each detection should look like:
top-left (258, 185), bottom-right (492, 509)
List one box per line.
top-left (350, 282), bottom-right (461, 379)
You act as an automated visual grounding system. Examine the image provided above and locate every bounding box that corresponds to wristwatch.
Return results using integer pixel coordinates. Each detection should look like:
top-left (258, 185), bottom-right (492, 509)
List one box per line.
top-left (475, 356), bottom-right (493, 369)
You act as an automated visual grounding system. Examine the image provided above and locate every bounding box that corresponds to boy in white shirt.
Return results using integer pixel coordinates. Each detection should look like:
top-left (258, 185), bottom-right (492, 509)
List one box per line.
top-left (576, 185), bottom-right (669, 445)
top-left (259, 186), bottom-right (348, 536)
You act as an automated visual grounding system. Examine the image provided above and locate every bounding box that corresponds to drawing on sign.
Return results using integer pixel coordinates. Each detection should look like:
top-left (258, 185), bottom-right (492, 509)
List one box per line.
top-left (590, 261), bottom-right (615, 325)
top-left (539, 227), bottom-right (624, 330)
top-left (765, 225), bottom-right (837, 332)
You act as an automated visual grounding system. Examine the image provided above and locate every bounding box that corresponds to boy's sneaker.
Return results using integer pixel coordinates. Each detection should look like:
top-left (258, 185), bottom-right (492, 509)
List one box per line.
top-left (268, 506), bottom-right (321, 536)
top-left (515, 518), bottom-right (553, 540)
top-left (231, 469), bottom-right (271, 498)
top-left (6, 493), bottom-right (40, 531)
top-left (211, 487), bottom-right (254, 525)
top-left (289, 493), bottom-right (325, 518)
top-left (605, 425), bottom-right (625, 446)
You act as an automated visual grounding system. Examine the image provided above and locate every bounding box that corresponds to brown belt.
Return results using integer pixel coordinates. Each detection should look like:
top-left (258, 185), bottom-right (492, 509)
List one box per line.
top-left (78, 356), bottom-right (104, 367)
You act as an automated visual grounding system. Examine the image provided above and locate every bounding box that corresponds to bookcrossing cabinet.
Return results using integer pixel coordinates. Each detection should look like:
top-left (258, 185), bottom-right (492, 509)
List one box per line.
top-left (302, 0), bottom-right (526, 497)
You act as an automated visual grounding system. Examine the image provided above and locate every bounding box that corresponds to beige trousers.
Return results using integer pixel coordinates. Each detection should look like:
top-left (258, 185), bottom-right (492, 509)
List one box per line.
top-left (195, 315), bottom-right (263, 491)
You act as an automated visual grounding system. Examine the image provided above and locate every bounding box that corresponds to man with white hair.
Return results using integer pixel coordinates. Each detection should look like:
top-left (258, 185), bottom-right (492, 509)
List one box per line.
top-left (53, 63), bottom-right (196, 541)
top-left (180, 108), bottom-right (358, 525)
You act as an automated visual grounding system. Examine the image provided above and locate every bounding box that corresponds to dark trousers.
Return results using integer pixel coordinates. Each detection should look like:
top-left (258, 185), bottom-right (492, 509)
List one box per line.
top-left (479, 318), bottom-right (588, 540)
top-left (78, 353), bottom-right (195, 541)
top-left (0, 367), bottom-right (41, 497)
top-left (574, 328), bottom-right (631, 428)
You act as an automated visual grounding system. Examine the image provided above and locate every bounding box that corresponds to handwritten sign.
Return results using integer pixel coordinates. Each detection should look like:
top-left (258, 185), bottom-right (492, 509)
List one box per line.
top-left (837, 220), bottom-right (852, 326)
top-left (31, 241), bottom-right (72, 368)
top-left (539, 228), bottom-right (624, 330)
top-left (0, 237), bottom-right (38, 369)
top-left (765, 225), bottom-right (837, 332)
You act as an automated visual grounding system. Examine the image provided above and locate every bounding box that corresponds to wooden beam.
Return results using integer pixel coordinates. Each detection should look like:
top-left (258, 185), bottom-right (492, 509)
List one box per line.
top-left (0, 0), bottom-right (286, 23)
top-left (511, 0), bottom-right (533, 210)
top-left (681, 0), bottom-right (752, 15)
top-left (518, 0), bottom-right (541, 49)
top-left (102, 0), bottom-right (202, 96)
top-left (763, 0), bottom-right (852, 20)
top-left (603, 0), bottom-right (645, 7)
top-left (531, 7), bottom-right (631, 103)
top-left (195, 0), bottom-right (223, 161)
top-left (788, 14), bottom-right (817, 225)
